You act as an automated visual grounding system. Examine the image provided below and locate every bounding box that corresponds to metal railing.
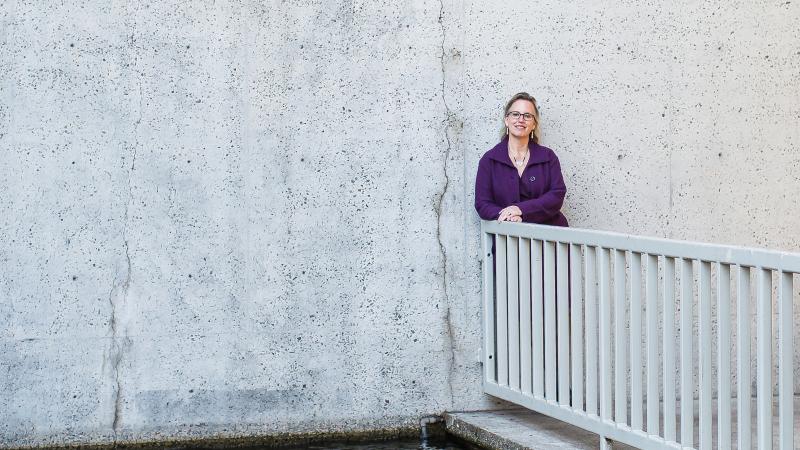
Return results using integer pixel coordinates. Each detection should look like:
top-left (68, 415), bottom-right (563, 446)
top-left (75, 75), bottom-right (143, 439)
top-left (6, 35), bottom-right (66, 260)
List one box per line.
top-left (481, 220), bottom-right (798, 450)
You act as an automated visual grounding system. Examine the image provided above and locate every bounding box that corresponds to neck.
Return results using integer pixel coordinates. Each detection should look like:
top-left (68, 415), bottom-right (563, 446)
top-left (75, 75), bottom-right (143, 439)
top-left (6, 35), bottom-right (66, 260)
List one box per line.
top-left (508, 134), bottom-right (529, 155)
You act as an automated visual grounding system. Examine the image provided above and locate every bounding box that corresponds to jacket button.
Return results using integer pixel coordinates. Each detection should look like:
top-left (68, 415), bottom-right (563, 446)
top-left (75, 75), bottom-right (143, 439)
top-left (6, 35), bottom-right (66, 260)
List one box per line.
top-left (529, 176), bottom-right (536, 182)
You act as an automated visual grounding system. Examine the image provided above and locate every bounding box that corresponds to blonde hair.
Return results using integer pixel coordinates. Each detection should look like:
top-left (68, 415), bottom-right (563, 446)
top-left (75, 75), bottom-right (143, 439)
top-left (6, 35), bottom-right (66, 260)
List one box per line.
top-left (500, 92), bottom-right (540, 144)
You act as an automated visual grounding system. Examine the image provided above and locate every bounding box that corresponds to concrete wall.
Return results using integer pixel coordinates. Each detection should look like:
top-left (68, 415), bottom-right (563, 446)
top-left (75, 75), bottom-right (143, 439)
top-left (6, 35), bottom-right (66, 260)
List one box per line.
top-left (1, 0), bottom-right (798, 447)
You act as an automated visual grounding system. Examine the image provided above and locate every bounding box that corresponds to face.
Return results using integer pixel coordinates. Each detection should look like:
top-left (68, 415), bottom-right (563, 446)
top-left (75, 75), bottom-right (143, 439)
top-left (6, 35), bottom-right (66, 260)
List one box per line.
top-left (504, 99), bottom-right (537, 139)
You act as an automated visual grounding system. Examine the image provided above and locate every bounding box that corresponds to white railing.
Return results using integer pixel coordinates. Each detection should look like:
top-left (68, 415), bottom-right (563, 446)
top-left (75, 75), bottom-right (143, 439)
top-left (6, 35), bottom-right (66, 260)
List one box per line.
top-left (481, 220), bottom-right (798, 450)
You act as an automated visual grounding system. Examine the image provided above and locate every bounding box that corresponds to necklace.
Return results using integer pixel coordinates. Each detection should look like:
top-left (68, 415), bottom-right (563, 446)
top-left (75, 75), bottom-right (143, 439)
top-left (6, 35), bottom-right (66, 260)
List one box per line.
top-left (510, 148), bottom-right (529, 168)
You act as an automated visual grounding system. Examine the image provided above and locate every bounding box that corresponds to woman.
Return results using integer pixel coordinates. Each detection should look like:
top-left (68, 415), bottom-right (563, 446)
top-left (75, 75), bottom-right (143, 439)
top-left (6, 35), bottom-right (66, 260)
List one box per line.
top-left (474, 92), bottom-right (568, 226)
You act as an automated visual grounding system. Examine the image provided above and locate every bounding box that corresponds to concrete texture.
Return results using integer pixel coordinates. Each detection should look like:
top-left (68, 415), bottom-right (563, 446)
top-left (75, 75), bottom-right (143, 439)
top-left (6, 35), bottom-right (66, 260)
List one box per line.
top-left (445, 409), bottom-right (635, 450)
top-left (1, 0), bottom-right (798, 448)
top-left (446, 398), bottom-right (800, 450)
top-left (0, 1), bottom-right (499, 447)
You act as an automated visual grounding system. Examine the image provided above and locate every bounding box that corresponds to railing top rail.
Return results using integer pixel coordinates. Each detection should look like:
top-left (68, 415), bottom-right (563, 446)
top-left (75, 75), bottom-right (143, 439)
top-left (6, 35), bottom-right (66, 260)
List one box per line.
top-left (482, 220), bottom-right (800, 273)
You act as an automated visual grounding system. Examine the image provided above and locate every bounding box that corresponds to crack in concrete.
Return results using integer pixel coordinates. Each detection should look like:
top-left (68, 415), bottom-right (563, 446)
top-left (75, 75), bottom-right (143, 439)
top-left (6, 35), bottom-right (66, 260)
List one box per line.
top-left (107, 223), bottom-right (130, 435)
top-left (436, 0), bottom-right (456, 409)
top-left (107, 11), bottom-right (143, 437)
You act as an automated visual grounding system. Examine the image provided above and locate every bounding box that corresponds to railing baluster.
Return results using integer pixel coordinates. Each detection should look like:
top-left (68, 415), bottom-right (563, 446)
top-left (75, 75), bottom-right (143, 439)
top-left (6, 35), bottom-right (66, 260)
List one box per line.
top-left (508, 237), bottom-right (520, 391)
top-left (646, 253), bottom-right (660, 436)
top-left (630, 252), bottom-right (643, 431)
top-left (737, 265), bottom-right (752, 450)
top-left (585, 245), bottom-right (598, 416)
top-left (519, 238), bottom-right (532, 395)
top-left (757, 268), bottom-right (772, 450)
top-left (532, 239), bottom-right (544, 398)
top-left (662, 256), bottom-right (676, 442)
top-left (557, 242), bottom-right (570, 405)
top-left (614, 249), bottom-right (628, 424)
top-left (482, 232), bottom-right (496, 383)
top-left (698, 261), bottom-right (712, 449)
top-left (496, 235), bottom-right (509, 387)
top-left (544, 240), bottom-right (557, 401)
top-left (717, 263), bottom-right (731, 450)
top-left (679, 257), bottom-right (694, 448)
top-left (777, 271), bottom-right (793, 450)
top-left (598, 247), bottom-right (612, 421)
top-left (570, 244), bottom-right (584, 411)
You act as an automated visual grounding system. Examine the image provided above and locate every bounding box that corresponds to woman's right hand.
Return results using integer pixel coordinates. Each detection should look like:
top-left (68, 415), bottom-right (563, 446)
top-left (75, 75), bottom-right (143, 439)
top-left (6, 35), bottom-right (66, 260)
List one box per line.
top-left (498, 206), bottom-right (522, 222)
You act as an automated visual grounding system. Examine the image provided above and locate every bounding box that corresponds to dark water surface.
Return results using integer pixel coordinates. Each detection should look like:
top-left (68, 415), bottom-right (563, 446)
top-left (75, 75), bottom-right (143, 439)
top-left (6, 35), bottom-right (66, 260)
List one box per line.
top-left (275, 435), bottom-right (480, 450)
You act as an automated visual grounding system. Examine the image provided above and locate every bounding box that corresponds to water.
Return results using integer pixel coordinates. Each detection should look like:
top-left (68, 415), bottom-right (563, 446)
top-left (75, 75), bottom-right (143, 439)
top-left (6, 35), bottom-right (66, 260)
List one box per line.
top-left (268, 417), bottom-right (482, 449)
top-left (276, 435), bottom-right (480, 450)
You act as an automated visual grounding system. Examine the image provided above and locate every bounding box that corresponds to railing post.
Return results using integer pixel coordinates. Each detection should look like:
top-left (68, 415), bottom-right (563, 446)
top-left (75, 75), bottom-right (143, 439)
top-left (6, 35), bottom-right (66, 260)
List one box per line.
top-left (584, 245), bottom-right (598, 415)
top-left (698, 260), bottom-right (712, 448)
top-left (569, 244), bottom-right (584, 411)
top-left (777, 271), bottom-right (793, 450)
top-left (557, 242), bottom-right (571, 405)
top-left (497, 235), bottom-right (509, 387)
top-left (662, 256), bottom-right (676, 441)
top-left (532, 239), bottom-right (544, 398)
top-left (756, 267), bottom-right (772, 450)
top-left (481, 231), bottom-right (496, 385)
top-left (736, 265), bottom-right (752, 450)
top-left (679, 257), bottom-right (694, 448)
top-left (613, 249), bottom-right (627, 424)
top-left (629, 252), bottom-right (643, 431)
top-left (519, 238), bottom-right (532, 395)
top-left (544, 241), bottom-right (557, 401)
top-left (717, 263), bottom-right (732, 450)
top-left (598, 247), bottom-right (612, 421)
top-left (646, 254), bottom-right (659, 436)
top-left (508, 237), bottom-right (520, 390)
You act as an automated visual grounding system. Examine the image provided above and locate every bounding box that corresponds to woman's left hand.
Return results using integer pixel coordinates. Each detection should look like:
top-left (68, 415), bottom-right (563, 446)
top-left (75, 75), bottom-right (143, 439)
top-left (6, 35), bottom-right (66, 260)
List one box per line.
top-left (498, 205), bottom-right (522, 222)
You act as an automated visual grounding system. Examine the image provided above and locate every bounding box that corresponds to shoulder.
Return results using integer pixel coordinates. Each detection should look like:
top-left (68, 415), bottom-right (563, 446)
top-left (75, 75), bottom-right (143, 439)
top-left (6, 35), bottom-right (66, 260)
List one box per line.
top-left (479, 140), bottom-right (507, 164)
top-left (533, 142), bottom-right (557, 157)
top-left (531, 143), bottom-right (561, 163)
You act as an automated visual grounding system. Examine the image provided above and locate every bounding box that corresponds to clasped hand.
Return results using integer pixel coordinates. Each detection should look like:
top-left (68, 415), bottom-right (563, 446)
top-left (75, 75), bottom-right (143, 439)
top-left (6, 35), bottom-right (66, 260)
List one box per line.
top-left (497, 205), bottom-right (522, 222)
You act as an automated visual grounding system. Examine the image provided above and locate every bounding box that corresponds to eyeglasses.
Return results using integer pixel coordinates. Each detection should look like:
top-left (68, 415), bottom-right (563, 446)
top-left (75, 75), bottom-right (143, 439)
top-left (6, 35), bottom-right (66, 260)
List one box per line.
top-left (506, 111), bottom-right (536, 122)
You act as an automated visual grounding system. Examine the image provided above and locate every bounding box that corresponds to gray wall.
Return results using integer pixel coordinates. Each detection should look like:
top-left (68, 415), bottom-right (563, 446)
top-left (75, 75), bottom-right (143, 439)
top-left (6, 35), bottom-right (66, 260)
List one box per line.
top-left (1, 0), bottom-right (798, 447)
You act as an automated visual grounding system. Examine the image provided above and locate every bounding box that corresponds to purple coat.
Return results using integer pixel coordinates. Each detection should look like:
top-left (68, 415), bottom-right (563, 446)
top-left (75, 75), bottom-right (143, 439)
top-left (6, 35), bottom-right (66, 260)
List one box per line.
top-left (475, 137), bottom-right (568, 226)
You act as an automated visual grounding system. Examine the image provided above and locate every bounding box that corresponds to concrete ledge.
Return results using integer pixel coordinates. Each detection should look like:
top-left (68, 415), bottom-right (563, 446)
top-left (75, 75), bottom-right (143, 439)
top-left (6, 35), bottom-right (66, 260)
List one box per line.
top-left (0, 418), bottom-right (423, 450)
top-left (445, 409), bottom-right (635, 450)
